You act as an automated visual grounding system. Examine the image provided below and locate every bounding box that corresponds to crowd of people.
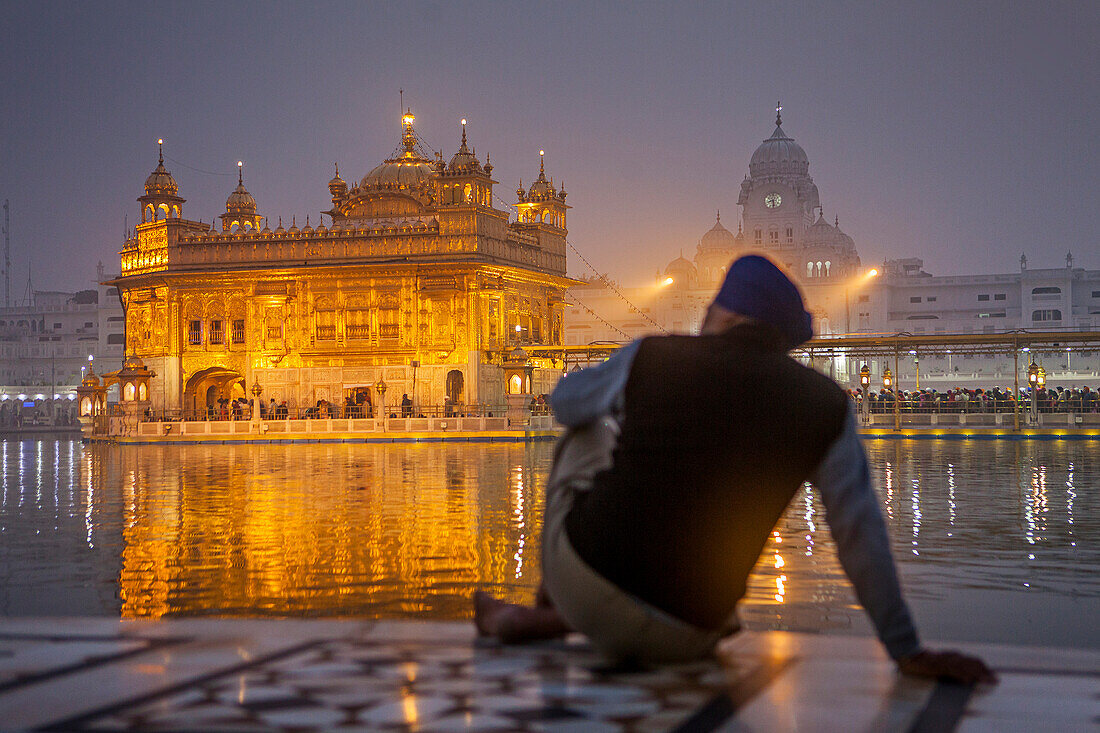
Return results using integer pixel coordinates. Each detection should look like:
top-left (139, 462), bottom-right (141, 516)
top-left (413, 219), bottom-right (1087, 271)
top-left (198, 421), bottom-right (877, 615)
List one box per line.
top-left (848, 385), bottom-right (1099, 413)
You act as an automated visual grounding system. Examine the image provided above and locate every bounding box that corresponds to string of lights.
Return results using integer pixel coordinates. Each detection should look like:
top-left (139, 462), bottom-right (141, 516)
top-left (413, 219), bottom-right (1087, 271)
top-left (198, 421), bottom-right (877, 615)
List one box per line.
top-left (562, 239), bottom-right (669, 334)
top-left (162, 154), bottom-right (235, 177)
top-left (564, 299), bottom-right (632, 340)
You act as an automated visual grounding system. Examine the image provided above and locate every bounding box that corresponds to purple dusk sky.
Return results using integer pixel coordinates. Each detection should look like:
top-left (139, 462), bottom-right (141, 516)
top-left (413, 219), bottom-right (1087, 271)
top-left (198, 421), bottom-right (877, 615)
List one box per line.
top-left (0, 2), bottom-right (1096, 294)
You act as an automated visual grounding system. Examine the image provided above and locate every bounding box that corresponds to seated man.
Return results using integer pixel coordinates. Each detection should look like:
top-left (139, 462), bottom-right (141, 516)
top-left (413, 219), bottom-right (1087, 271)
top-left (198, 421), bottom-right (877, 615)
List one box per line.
top-left (476, 256), bottom-right (994, 684)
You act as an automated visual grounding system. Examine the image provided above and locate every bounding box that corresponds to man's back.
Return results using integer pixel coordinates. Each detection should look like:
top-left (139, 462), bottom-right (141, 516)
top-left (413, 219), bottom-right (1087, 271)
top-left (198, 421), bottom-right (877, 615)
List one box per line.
top-left (565, 324), bottom-right (848, 628)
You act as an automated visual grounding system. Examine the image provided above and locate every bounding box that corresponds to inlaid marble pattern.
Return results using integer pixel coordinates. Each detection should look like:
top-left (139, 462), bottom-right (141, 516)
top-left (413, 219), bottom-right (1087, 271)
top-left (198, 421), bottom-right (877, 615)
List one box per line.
top-left (71, 635), bottom-right (735, 732)
top-left (0, 619), bottom-right (1095, 732)
top-left (0, 633), bottom-right (157, 690)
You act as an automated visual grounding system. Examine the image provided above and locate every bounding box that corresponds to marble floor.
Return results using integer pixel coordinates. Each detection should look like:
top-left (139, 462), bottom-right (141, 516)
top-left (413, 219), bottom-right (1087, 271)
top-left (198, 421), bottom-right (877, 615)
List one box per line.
top-left (0, 618), bottom-right (1095, 732)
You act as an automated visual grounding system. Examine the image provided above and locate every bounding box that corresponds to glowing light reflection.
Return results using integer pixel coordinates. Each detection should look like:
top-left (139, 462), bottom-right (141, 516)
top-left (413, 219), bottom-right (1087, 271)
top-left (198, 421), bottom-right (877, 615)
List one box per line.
top-left (911, 476), bottom-right (921, 555)
top-left (512, 465), bottom-right (526, 579)
top-left (947, 463), bottom-right (956, 537)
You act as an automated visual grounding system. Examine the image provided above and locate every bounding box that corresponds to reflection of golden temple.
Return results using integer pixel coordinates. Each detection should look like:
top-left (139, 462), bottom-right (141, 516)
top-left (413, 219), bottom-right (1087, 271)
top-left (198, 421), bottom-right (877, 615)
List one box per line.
top-left (110, 110), bottom-right (577, 415)
top-left (106, 444), bottom-right (546, 618)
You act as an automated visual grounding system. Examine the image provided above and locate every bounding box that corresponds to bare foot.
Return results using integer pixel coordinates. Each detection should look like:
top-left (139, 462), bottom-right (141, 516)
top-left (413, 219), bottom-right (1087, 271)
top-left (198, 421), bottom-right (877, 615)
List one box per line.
top-left (473, 591), bottom-right (571, 643)
top-left (473, 591), bottom-right (512, 638)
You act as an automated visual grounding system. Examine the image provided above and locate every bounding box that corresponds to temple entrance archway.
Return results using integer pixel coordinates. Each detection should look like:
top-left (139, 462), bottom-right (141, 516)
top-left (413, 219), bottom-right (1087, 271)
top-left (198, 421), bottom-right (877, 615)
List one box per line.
top-left (184, 366), bottom-right (245, 417)
top-left (445, 369), bottom-right (464, 406)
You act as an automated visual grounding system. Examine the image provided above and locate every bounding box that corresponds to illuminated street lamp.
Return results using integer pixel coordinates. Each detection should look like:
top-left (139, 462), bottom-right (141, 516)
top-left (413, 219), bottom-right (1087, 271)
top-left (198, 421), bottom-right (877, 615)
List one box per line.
top-left (375, 377), bottom-right (388, 420)
top-left (1036, 366), bottom-right (1046, 388)
top-left (250, 383), bottom-right (263, 422)
top-left (859, 364), bottom-right (871, 421)
top-left (882, 367), bottom-right (893, 391)
top-left (909, 350), bottom-right (920, 391)
top-left (1027, 361), bottom-right (1040, 421)
top-left (845, 268), bottom-right (880, 334)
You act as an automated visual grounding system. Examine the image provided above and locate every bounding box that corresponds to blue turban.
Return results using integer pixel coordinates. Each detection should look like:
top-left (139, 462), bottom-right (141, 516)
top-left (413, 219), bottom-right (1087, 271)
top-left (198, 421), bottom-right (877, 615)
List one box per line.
top-left (714, 255), bottom-right (813, 348)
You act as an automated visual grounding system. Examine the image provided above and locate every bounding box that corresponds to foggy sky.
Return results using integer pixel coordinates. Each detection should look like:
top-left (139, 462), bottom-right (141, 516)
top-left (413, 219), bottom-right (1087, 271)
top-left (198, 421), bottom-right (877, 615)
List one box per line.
top-left (1, 1), bottom-right (1096, 294)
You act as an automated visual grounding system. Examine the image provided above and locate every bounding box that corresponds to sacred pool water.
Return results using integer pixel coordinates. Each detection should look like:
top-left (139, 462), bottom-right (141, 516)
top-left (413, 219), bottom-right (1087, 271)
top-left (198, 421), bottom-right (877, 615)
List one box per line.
top-left (0, 438), bottom-right (1096, 650)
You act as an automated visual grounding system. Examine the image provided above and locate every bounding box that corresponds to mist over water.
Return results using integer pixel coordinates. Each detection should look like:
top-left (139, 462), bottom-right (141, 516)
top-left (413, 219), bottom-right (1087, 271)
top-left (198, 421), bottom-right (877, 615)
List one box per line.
top-left (0, 438), bottom-right (1096, 649)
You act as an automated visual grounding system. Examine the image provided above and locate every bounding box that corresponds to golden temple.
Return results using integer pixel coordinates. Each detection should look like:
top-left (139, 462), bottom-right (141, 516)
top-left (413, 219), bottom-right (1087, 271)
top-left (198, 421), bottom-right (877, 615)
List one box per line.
top-left (110, 111), bottom-right (575, 416)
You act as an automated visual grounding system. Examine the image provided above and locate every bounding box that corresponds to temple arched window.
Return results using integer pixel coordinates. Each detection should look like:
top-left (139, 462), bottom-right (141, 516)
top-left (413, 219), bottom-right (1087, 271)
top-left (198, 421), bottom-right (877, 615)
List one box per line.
top-left (825, 261), bottom-right (831, 276)
top-left (464, 183), bottom-right (472, 203)
top-left (508, 374), bottom-right (522, 394)
top-left (138, 383), bottom-right (147, 401)
top-left (144, 204), bottom-right (154, 222)
top-left (806, 262), bottom-right (814, 278)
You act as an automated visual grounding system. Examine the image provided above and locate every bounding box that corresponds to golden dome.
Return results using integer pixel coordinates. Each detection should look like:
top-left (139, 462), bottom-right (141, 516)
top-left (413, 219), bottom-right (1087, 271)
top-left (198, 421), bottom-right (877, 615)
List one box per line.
top-left (81, 369), bottom-right (101, 388)
top-left (225, 165), bottom-right (257, 215)
top-left (360, 109), bottom-right (435, 192)
top-left (447, 121), bottom-right (483, 173)
top-left (144, 141), bottom-right (178, 196)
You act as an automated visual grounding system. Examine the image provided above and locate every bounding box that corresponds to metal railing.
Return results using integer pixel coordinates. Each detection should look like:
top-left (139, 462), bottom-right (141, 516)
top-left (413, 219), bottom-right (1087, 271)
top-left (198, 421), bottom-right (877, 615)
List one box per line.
top-left (853, 394), bottom-right (1099, 414)
top-left (137, 403), bottom-right (522, 423)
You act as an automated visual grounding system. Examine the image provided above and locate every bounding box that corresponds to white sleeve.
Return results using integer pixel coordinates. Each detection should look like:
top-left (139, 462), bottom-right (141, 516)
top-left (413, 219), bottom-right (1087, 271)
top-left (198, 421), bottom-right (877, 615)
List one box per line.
top-left (810, 410), bottom-right (921, 660)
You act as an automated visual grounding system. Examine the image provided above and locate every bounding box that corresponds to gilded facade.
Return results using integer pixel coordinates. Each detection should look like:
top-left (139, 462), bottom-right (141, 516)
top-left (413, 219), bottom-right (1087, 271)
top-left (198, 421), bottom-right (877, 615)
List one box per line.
top-left (111, 112), bottom-right (575, 415)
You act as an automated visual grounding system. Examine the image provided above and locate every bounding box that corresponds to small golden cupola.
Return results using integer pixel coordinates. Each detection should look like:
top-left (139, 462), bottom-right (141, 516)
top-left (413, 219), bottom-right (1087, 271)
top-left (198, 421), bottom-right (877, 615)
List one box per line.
top-left (220, 161), bottom-right (262, 232)
top-left (515, 150), bottom-right (569, 229)
top-left (440, 119), bottom-right (495, 207)
top-left (138, 139), bottom-right (185, 223)
top-left (327, 162), bottom-right (348, 206)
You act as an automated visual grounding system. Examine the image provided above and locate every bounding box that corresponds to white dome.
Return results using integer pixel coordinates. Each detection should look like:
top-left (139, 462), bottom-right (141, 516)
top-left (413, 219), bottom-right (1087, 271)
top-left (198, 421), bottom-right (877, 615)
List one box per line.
top-left (749, 124), bottom-right (809, 178)
top-left (699, 215), bottom-right (736, 252)
top-left (665, 255), bottom-right (696, 276)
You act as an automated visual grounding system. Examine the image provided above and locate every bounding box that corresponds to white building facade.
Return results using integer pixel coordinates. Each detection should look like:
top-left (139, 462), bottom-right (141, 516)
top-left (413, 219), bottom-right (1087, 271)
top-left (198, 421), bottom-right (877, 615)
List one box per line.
top-left (565, 111), bottom-right (1100, 390)
top-left (0, 264), bottom-right (124, 423)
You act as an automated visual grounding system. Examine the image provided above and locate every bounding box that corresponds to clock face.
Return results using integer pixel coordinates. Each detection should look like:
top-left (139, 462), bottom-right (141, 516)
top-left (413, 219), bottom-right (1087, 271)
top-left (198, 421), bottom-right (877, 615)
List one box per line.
top-left (765, 193), bottom-right (782, 209)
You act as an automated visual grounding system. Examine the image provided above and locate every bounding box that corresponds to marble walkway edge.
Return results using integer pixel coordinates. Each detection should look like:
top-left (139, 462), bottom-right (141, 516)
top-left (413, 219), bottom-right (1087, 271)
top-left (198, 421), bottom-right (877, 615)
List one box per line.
top-left (0, 618), bottom-right (1095, 732)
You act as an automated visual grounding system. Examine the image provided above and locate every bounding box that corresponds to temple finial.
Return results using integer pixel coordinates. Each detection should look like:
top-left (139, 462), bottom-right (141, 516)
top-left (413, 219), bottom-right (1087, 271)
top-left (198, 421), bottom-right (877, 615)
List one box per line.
top-left (460, 118), bottom-right (468, 150)
top-left (539, 150), bottom-right (545, 177)
top-left (334, 162), bottom-right (339, 177)
top-left (157, 138), bottom-right (164, 164)
top-left (237, 160), bottom-right (243, 185)
top-left (776, 100), bottom-right (783, 127)
top-left (716, 209), bottom-right (721, 222)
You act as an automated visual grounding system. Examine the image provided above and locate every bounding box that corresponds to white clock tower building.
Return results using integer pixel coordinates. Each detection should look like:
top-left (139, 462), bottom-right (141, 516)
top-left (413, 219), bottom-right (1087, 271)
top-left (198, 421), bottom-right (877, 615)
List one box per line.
top-left (737, 103), bottom-right (821, 253)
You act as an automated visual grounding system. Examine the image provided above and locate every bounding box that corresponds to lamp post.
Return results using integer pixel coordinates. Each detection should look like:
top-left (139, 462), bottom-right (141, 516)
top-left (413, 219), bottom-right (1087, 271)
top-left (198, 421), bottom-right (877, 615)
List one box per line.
top-left (859, 363), bottom-right (871, 423)
top-left (250, 383), bottom-right (262, 424)
top-left (910, 350), bottom-right (920, 391)
top-left (1027, 361), bottom-right (1039, 422)
top-left (375, 377), bottom-right (388, 425)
